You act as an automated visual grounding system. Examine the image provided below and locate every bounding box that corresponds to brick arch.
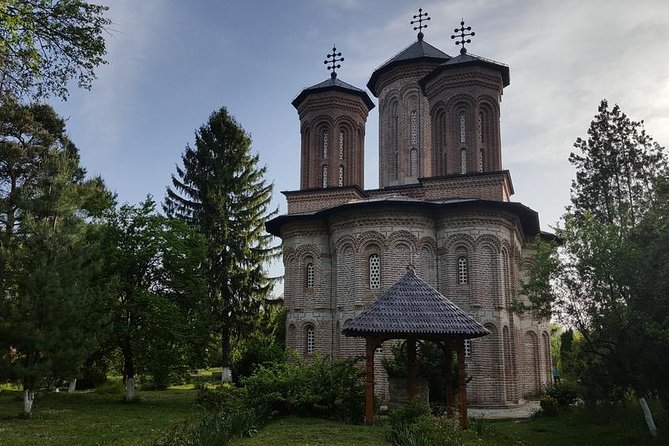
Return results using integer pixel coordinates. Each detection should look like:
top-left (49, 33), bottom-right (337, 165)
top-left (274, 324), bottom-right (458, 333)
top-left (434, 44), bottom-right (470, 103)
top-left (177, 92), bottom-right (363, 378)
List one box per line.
top-left (502, 325), bottom-right (517, 403)
top-left (522, 330), bottom-right (541, 397)
top-left (444, 233), bottom-right (475, 253)
top-left (445, 93), bottom-right (476, 112)
top-left (295, 244), bottom-right (320, 261)
top-left (387, 229), bottom-right (419, 252)
top-left (473, 322), bottom-right (503, 405)
top-left (356, 230), bottom-right (387, 251)
top-left (542, 331), bottom-right (552, 386)
top-left (333, 234), bottom-right (356, 254)
top-left (475, 234), bottom-right (501, 253)
top-left (419, 236), bottom-right (437, 252)
top-left (399, 84), bottom-right (422, 101)
top-left (431, 102), bottom-right (448, 176)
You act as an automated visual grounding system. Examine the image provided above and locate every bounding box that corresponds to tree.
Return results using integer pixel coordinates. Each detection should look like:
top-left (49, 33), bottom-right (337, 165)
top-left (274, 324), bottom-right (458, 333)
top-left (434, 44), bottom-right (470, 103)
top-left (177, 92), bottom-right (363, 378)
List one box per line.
top-left (0, 102), bottom-right (112, 414)
top-left (165, 107), bottom-right (278, 382)
top-left (520, 100), bottom-right (668, 435)
top-left (105, 198), bottom-right (210, 401)
top-left (0, 0), bottom-right (110, 100)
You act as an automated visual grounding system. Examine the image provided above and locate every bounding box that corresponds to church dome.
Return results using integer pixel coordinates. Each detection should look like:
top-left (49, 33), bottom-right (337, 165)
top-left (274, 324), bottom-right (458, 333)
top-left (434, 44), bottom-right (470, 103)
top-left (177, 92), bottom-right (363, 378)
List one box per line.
top-left (292, 75), bottom-right (375, 110)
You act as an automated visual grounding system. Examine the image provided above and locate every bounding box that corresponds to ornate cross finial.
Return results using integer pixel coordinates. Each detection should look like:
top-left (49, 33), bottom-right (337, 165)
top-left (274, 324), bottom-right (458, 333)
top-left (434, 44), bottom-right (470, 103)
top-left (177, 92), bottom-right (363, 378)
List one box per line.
top-left (324, 46), bottom-right (344, 79)
top-left (411, 8), bottom-right (430, 40)
top-left (451, 19), bottom-right (475, 54)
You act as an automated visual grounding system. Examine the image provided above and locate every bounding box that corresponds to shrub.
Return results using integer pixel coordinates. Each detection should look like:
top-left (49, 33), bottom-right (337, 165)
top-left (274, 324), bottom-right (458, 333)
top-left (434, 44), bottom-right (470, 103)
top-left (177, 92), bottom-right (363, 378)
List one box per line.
top-left (539, 396), bottom-right (559, 417)
top-left (196, 383), bottom-right (250, 413)
top-left (94, 378), bottom-right (124, 396)
top-left (151, 409), bottom-right (261, 446)
top-left (232, 331), bottom-right (286, 383)
top-left (387, 410), bottom-right (464, 446)
top-left (388, 398), bottom-right (431, 428)
top-left (242, 354), bottom-right (365, 422)
top-left (545, 381), bottom-right (581, 407)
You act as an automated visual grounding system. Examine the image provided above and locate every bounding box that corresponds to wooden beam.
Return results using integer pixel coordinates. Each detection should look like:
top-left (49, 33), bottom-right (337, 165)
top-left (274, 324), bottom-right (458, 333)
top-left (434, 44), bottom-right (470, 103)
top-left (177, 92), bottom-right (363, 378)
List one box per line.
top-left (407, 337), bottom-right (417, 400)
top-left (364, 337), bottom-right (377, 425)
top-left (457, 339), bottom-right (468, 430)
top-left (441, 340), bottom-right (454, 418)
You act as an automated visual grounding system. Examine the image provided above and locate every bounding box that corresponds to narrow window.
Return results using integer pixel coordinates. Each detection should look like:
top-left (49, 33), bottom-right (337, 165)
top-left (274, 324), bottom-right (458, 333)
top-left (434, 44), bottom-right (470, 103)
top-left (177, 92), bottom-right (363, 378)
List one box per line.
top-left (339, 130), bottom-right (344, 160)
top-left (306, 326), bottom-right (315, 354)
top-left (479, 149), bottom-right (484, 172)
top-left (410, 148), bottom-right (418, 178)
top-left (410, 110), bottom-right (418, 146)
top-left (458, 256), bottom-right (468, 284)
top-left (460, 149), bottom-right (467, 174)
top-left (322, 165), bottom-right (327, 188)
top-left (464, 339), bottom-right (472, 358)
top-left (369, 254), bottom-right (380, 289)
top-left (478, 111), bottom-right (484, 143)
top-left (306, 263), bottom-right (314, 288)
top-left (322, 130), bottom-right (328, 159)
top-left (394, 152), bottom-right (399, 180)
top-left (459, 111), bottom-right (466, 143)
top-left (338, 165), bottom-right (344, 187)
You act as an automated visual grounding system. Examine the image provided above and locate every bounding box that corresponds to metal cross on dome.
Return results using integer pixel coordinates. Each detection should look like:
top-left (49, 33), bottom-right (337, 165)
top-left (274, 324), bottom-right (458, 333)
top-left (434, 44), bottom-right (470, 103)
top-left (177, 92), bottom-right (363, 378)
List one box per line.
top-left (451, 19), bottom-right (475, 54)
top-left (324, 46), bottom-right (344, 79)
top-left (411, 8), bottom-right (430, 40)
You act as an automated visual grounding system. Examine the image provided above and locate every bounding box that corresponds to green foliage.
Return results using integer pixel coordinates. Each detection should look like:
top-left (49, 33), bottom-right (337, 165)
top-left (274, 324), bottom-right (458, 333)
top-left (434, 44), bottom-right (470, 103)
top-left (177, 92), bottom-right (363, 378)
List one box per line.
top-left (388, 398), bottom-right (431, 428)
top-left (164, 106), bottom-right (279, 377)
top-left (538, 396), bottom-right (560, 417)
top-left (196, 383), bottom-right (250, 413)
top-left (387, 410), bottom-right (464, 446)
top-left (0, 0), bottom-right (110, 100)
top-left (0, 101), bottom-right (113, 413)
top-left (152, 409), bottom-right (262, 446)
top-left (104, 198), bottom-right (211, 398)
top-left (242, 355), bottom-right (365, 422)
top-left (545, 381), bottom-right (582, 407)
top-left (232, 330), bottom-right (286, 383)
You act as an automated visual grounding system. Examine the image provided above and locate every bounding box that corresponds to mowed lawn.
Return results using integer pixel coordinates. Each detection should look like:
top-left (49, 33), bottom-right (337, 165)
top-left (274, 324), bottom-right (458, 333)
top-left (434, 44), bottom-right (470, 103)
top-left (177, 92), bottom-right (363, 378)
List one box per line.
top-left (0, 389), bottom-right (201, 446)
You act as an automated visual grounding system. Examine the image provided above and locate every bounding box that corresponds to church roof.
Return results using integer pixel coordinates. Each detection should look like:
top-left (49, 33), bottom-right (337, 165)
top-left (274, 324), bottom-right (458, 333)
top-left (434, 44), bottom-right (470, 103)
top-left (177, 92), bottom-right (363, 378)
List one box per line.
top-left (292, 75), bottom-right (375, 110)
top-left (420, 51), bottom-right (510, 88)
top-left (342, 267), bottom-right (489, 339)
top-left (367, 38), bottom-right (451, 96)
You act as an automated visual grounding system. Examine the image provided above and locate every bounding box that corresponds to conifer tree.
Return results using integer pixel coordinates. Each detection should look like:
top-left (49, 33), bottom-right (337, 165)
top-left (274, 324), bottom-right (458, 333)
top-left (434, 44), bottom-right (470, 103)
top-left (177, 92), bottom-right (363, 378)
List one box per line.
top-left (0, 101), bottom-right (112, 414)
top-left (165, 107), bottom-right (278, 382)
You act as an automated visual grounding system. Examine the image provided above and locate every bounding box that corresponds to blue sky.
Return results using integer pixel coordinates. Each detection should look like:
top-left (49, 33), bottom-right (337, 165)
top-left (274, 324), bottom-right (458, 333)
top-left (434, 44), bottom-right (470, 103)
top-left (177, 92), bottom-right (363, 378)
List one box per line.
top-left (53, 0), bottom-right (669, 290)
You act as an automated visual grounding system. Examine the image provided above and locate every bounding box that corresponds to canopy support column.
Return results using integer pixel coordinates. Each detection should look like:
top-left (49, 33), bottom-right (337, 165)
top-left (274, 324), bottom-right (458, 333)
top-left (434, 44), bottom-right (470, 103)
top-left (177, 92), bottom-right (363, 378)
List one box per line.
top-left (441, 340), bottom-right (454, 418)
top-left (457, 339), bottom-right (468, 429)
top-left (407, 337), bottom-right (417, 400)
top-left (364, 337), bottom-right (379, 425)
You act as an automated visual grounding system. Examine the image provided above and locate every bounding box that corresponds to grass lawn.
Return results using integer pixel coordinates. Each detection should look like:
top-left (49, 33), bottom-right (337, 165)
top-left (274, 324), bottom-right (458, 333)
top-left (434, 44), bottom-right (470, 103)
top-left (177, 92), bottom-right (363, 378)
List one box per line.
top-left (230, 417), bottom-right (389, 446)
top-left (0, 388), bottom-right (201, 446)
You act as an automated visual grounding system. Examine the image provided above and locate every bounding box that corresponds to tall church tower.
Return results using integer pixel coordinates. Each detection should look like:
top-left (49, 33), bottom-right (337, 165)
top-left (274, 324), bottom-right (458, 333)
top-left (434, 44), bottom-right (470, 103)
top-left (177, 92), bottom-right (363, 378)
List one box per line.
top-left (368, 12), bottom-right (450, 187)
top-left (292, 47), bottom-right (374, 190)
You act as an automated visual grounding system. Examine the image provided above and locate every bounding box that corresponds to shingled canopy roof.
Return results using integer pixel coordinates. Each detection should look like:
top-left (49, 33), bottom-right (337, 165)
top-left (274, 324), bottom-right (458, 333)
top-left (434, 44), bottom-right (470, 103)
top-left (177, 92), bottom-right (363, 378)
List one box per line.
top-left (343, 267), bottom-right (489, 340)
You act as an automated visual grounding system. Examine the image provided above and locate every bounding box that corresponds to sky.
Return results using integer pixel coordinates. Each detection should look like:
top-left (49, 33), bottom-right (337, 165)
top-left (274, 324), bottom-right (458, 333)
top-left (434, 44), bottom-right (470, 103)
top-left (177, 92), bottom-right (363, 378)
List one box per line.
top-left (53, 0), bottom-right (669, 291)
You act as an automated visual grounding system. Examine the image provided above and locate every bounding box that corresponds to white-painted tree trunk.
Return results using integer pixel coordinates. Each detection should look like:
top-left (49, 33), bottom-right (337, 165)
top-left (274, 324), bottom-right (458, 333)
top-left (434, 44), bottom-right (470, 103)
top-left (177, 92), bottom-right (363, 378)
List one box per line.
top-left (639, 397), bottom-right (658, 437)
top-left (221, 366), bottom-right (232, 383)
top-left (68, 379), bottom-right (77, 393)
top-left (23, 390), bottom-right (35, 415)
top-left (125, 377), bottom-right (136, 402)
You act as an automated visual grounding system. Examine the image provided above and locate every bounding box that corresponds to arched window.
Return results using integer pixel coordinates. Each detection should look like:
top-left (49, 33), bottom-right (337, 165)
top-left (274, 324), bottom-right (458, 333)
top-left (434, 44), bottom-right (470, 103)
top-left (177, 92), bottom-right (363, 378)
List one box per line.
top-left (410, 148), bottom-right (418, 178)
top-left (322, 130), bottom-right (328, 159)
top-left (338, 165), bottom-right (344, 187)
top-left (464, 339), bottom-right (472, 358)
top-left (410, 110), bottom-right (418, 146)
top-left (478, 111), bottom-right (484, 143)
top-left (322, 165), bottom-right (327, 188)
top-left (459, 111), bottom-right (466, 143)
top-left (479, 149), bottom-right (484, 172)
top-left (458, 256), bottom-right (468, 284)
top-left (369, 254), bottom-right (381, 289)
top-left (390, 101), bottom-right (399, 151)
top-left (394, 152), bottom-right (399, 180)
top-left (339, 130), bottom-right (344, 160)
top-left (460, 149), bottom-right (467, 174)
top-left (306, 263), bottom-right (314, 288)
top-left (306, 325), bottom-right (315, 354)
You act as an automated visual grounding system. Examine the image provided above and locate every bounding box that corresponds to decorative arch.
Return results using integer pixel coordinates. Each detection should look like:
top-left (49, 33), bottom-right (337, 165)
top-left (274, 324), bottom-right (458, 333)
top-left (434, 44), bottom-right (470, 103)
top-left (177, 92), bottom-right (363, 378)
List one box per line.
top-left (357, 230), bottom-right (387, 252)
top-left (388, 230), bottom-right (419, 252)
top-left (431, 104), bottom-right (448, 176)
top-left (503, 325), bottom-right (516, 402)
top-left (522, 331), bottom-right (541, 397)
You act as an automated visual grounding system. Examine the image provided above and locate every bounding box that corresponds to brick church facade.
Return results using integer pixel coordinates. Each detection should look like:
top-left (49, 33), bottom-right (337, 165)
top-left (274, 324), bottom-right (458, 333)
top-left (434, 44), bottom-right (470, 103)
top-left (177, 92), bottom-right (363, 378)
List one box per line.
top-left (267, 20), bottom-right (553, 407)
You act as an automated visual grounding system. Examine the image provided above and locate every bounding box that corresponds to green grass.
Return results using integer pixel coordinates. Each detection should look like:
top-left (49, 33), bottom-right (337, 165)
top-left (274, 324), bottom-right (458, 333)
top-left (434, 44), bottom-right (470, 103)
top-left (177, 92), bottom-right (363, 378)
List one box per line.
top-left (0, 388), bottom-right (201, 446)
top-left (230, 417), bottom-right (389, 445)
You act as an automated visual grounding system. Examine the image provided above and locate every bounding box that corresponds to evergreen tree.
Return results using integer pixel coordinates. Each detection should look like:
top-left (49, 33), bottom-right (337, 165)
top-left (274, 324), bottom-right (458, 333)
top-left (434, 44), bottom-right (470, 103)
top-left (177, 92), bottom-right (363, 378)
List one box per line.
top-left (0, 102), bottom-right (112, 414)
top-left (105, 198), bottom-right (210, 401)
top-left (165, 107), bottom-right (278, 382)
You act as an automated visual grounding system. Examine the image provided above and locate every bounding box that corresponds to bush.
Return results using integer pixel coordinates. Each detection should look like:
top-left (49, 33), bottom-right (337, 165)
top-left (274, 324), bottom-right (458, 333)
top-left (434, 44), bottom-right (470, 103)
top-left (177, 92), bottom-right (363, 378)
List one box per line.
top-left (232, 331), bottom-right (286, 383)
top-left (388, 399), bottom-right (431, 428)
top-left (242, 354), bottom-right (364, 422)
top-left (94, 378), bottom-right (124, 396)
top-left (545, 381), bottom-right (581, 407)
top-left (387, 410), bottom-right (464, 446)
top-left (196, 383), bottom-right (250, 412)
top-left (151, 409), bottom-right (261, 446)
top-left (539, 396), bottom-right (559, 417)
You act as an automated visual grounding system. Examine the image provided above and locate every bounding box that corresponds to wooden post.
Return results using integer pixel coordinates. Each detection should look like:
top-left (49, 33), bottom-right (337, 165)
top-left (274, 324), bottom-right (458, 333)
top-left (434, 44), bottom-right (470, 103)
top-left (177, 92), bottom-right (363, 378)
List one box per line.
top-left (364, 338), bottom-right (376, 425)
top-left (442, 340), bottom-right (454, 418)
top-left (407, 337), bottom-right (417, 400)
top-left (457, 339), bottom-right (468, 430)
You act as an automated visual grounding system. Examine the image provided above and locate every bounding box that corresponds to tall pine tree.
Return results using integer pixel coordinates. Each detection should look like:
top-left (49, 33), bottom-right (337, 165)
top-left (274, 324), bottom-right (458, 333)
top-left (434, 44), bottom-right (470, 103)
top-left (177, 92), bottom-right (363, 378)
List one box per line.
top-left (165, 107), bottom-right (278, 382)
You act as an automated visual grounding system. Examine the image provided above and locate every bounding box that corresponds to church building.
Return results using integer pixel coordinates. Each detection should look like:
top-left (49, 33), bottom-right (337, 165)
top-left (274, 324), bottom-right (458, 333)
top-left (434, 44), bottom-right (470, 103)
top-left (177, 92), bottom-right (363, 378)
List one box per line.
top-left (266, 12), bottom-right (553, 407)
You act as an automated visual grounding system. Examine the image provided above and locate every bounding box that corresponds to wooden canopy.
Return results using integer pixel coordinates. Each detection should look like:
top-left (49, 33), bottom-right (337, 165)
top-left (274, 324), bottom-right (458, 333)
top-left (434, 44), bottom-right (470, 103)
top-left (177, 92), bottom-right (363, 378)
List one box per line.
top-left (342, 265), bottom-right (489, 427)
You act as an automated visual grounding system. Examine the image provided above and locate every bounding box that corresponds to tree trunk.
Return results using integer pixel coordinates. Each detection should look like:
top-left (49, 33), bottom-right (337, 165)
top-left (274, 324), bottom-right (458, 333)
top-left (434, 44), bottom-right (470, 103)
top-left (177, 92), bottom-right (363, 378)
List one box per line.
top-left (122, 339), bottom-right (136, 402)
top-left (23, 389), bottom-right (35, 415)
top-left (639, 396), bottom-right (658, 437)
top-left (221, 325), bottom-right (232, 383)
top-left (68, 379), bottom-right (77, 393)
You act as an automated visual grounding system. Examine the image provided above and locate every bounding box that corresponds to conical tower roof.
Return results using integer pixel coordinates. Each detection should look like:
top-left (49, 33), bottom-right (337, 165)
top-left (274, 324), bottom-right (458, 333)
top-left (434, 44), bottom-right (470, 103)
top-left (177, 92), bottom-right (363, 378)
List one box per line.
top-left (367, 37), bottom-right (451, 96)
top-left (292, 74), bottom-right (375, 110)
top-left (342, 267), bottom-right (489, 339)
